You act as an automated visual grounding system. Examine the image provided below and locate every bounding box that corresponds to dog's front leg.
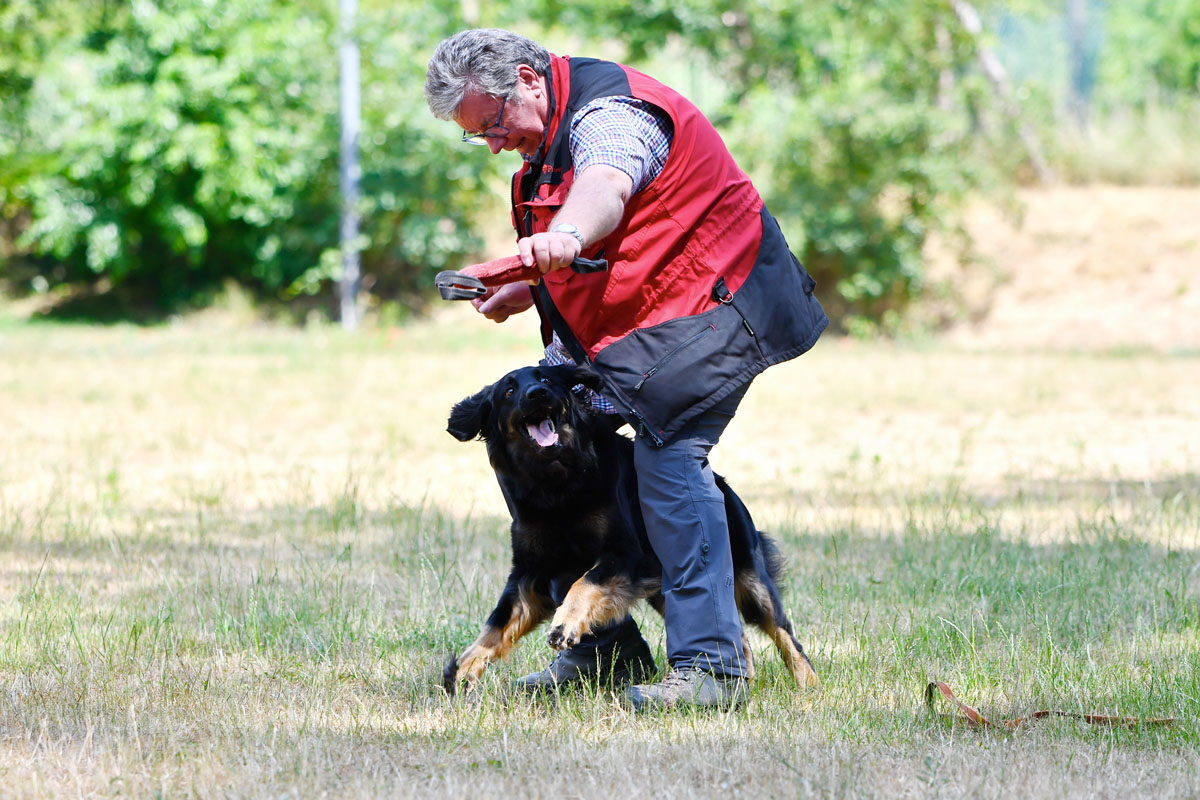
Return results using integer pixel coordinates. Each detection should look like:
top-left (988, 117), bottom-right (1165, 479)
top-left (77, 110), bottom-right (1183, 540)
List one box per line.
top-left (444, 577), bottom-right (552, 695)
top-left (547, 567), bottom-right (639, 650)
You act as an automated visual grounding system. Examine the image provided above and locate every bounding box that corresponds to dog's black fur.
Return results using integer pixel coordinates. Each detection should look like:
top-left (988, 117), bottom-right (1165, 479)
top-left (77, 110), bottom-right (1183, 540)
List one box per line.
top-left (441, 364), bottom-right (818, 694)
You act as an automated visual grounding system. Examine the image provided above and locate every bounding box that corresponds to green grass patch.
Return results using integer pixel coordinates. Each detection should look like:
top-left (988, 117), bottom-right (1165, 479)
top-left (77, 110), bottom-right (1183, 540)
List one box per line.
top-left (1, 316), bottom-right (1197, 796)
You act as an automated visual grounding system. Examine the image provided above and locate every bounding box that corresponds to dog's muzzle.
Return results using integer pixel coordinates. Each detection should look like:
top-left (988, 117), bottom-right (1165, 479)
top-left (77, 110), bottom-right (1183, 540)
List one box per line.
top-left (519, 386), bottom-right (561, 448)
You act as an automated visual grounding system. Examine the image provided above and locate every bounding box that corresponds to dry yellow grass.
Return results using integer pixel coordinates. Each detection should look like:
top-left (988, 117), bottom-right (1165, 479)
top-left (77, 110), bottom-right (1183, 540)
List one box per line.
top-left (1, 302), bottom-right (1197, 797)
top-left (2, 185), bottom-right (1199, 797)
top-left (926, 185), bottom-right (1200, 352)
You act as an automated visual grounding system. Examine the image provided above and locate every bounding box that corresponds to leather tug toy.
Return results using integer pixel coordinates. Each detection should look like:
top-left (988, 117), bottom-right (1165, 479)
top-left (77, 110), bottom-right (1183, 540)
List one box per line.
top-left (436, 255), bottom-right (608, 301)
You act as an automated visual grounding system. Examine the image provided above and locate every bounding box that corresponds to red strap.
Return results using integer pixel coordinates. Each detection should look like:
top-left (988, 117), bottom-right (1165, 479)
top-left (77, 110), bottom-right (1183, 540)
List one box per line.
top-left (925, 681), bottom-right (1175, 730)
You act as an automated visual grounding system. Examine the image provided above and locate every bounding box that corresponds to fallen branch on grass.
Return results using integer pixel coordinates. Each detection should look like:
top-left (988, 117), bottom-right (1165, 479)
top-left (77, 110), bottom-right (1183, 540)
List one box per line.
top-left (925, 681), bottom-right (1176, 730)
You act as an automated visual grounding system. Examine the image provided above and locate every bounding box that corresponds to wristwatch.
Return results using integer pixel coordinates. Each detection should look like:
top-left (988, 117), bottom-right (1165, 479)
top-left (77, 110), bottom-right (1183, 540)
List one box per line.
top-left (551, 223), bottom-right (585, 248)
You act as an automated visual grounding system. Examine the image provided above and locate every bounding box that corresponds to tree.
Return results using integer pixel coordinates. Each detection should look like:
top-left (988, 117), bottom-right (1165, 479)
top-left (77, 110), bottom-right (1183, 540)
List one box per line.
top-left (1, 0), bottom-right (493, 315)
top-left (1099, 0), bottom-right (1200, 105)
top-left (510, 0), bottom-right (1018, 328)
top-left (2, 1), bottom-right (1065, 325)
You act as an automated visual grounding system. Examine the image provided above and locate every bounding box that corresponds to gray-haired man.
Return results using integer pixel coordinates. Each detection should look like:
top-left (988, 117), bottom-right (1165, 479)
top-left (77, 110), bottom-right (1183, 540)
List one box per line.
top-left (426, 29), bottom-right (826, 711)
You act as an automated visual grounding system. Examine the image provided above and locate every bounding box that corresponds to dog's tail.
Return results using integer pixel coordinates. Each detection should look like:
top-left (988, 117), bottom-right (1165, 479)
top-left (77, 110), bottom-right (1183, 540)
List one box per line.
top-left (759, 532), bottom-right (787, 583)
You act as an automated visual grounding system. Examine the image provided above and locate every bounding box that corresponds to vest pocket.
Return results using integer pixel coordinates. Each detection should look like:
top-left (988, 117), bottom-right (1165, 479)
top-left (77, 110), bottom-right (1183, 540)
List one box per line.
top-left (633, 323), bottom-right (715, 393)
top-left (594, 301), bottom-right (760, 441)
top-left (515, 183), bottom-right (570, 236)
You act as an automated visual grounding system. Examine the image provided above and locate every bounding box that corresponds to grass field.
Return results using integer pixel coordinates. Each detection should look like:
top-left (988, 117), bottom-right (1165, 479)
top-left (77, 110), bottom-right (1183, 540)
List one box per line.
top-left (1, 305), bottom-right (1197, 798)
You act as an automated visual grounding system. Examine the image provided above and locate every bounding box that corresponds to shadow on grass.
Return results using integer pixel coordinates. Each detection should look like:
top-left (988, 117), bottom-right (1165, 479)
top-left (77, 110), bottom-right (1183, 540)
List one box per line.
top-left (3, 479), bottom-right (1197, 744)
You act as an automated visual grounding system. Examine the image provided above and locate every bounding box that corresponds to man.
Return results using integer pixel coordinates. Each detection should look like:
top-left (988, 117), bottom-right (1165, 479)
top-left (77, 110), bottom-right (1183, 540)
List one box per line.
top-left (425, 29), bottom-right (826, 711)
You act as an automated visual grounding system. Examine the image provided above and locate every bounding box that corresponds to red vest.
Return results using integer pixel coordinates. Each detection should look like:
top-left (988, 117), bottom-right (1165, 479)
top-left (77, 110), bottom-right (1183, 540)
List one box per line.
top-left (512, 55), bottom-right (765, 358)
top-left (512, 56), bottom-right (826, 445)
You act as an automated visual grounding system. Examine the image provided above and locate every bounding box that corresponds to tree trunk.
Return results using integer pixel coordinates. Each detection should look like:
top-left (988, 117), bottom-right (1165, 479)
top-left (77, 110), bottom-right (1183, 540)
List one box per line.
top-left (950, 0), bottom-right (1056, 183)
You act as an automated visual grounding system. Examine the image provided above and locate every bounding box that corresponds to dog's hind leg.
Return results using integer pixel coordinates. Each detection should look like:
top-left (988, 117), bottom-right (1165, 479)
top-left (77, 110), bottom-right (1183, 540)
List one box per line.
top-left (766, 623), bottom-right (819, 689)
top-left (735, 569), bottom-right (819, 689)
top-left (741, 629), bottom-right (756, 681)
top-left (645, 591), bottom-right (665, 618)
top-left (444, 578), bottom-right (553, 695)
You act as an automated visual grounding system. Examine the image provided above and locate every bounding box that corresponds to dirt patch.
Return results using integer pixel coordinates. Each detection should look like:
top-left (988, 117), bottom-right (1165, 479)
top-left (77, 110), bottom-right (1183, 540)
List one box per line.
top-left (928, 185), bottom-right (1200, 351)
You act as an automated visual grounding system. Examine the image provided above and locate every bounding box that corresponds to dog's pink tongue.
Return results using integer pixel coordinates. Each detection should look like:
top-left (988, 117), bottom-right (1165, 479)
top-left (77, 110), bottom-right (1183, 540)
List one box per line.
top-left (528, 419), bottom-right (559, 447)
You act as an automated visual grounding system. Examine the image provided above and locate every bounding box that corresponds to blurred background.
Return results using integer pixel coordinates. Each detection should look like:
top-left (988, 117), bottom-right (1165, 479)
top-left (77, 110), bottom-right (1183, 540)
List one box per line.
top-left (1, 0), bottom-right (1197, 339)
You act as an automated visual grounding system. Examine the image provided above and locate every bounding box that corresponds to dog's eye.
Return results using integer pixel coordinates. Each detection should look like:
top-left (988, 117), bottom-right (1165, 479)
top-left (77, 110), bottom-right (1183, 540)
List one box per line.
top-left (504, 387), bottom-right (515, 398)
top-left (539, 377), bottom-right (549, 384)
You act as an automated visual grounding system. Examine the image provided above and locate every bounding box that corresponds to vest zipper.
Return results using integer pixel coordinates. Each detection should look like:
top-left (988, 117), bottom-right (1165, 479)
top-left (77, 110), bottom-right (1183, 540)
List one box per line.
top-left (633, 324), bottom-right (716, 392)
top-left (600, 374), bottom-right (663, 447)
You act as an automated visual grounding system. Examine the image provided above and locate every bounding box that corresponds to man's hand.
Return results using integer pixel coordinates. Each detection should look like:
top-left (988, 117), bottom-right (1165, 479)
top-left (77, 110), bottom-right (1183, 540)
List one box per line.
top-left (473, 281), bottom-right (535, 323)
top-left (518, 164), bottom-right (633, 274)
top-left (518, 230), bottom-right (583, 274)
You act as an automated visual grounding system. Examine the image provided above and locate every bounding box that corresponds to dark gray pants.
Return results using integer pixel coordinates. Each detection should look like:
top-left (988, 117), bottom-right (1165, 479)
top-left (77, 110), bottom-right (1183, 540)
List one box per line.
top-left (570, 384), bottom-right (750, 678)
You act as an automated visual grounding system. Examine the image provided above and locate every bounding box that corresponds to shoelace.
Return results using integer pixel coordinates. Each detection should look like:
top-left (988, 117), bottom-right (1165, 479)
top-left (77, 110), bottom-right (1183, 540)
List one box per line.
top-left (659, 668), bottom-right (697, 688)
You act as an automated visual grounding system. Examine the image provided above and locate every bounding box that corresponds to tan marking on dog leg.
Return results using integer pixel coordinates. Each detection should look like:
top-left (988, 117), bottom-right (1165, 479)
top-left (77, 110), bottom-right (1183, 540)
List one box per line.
top-left (637, 576), bottom-right (662, 604)
top-left (741, 630), bottom-right (756, 681)
top-left (735, 571), bottom-right (818, 689)
top-left (735, 571), bottom-right (775, 619)
top-left (733, 571), bottom-right (770, 681)
top-left (767, 626), bottom-right (820, 688)
top-left (640, 577), bottom-right (665, 618)
top-left (547, 573), bottom-right (638, 650)
top-left (454, 585), bottom-right (552, 691)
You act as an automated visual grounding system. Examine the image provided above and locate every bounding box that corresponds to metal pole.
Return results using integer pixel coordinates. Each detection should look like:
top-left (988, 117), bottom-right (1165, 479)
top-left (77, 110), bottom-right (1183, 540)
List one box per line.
top-left (338, 0), bottom-right (362, 330)
top-left (1067, 0), bottom-right (1091, 129)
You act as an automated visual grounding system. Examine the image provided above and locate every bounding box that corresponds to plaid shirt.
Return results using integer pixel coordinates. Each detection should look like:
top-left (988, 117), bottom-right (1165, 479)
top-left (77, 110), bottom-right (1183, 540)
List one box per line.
top-left (569, 96), bottom-right (673, 193)
top-left (542, 97), bottom-right (674, 413)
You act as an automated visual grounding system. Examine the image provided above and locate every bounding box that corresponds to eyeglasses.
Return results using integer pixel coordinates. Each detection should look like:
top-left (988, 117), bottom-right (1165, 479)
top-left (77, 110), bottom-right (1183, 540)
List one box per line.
top-left (461, 95), bottom-right (510, 145)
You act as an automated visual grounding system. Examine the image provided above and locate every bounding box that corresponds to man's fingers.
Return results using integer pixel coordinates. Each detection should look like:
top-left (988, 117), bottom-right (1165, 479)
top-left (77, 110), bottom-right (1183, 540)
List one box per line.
top-left (531, 238), bottom-right (556, 273)
top-left (518, 237), bottom-right (536, 268)
top-left (519, 232), bottom-right (582, 273)
top-left (472, 281), bottom-right (535, 323)
top-left (476, 293), bottom-right (511, 322)
top-left (470, 286), bottom-right (498, 312)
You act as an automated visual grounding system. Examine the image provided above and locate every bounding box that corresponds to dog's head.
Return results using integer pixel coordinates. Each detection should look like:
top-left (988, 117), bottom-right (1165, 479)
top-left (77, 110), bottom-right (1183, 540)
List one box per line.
top-left (447, 365), bottom-right (605, 458)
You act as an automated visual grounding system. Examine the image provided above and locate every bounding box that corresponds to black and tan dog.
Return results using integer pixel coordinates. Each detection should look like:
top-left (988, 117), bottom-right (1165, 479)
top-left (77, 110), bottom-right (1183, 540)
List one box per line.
top-left (442, 364), bottom-right (818, 695)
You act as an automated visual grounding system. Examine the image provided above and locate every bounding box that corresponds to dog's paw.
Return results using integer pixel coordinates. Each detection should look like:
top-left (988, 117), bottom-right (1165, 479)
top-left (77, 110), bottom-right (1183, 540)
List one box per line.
top-left (546, 623), bottom-right (581, 651)
top-left (442, 654), bottom-right (461, 696)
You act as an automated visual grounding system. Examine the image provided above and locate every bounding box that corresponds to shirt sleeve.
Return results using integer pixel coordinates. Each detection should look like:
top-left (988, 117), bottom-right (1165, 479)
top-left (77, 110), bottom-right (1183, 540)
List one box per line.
top-left (568, 96), bottom-right (674, 194)
top-left (542, 334), bottom-right (617, 414)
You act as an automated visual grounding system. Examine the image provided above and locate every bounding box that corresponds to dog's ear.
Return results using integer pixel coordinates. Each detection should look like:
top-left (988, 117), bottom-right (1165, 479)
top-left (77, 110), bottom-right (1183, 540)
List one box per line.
top-left (565, 365), bottom-right (605, 393)
top-left (447, 387), bottom-right (492, 441)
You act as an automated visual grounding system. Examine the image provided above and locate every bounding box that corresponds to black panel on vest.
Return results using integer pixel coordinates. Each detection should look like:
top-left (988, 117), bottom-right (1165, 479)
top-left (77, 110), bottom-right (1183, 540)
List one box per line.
top-left (566, 58), bottom-right (632, 106)
top-left (517, 58), bottom-right (637, 229)
top-left (540, 59), bottom-right (634, 187)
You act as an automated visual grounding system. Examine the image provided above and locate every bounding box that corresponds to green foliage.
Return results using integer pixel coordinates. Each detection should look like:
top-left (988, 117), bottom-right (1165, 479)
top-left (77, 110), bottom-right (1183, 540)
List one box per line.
top-left (986, 2), bottom-right (1200, 186)
top-left (1, 0), bottom-right (490, 314)
top-left (6, 1), bottom-right (1191, 322)
top-left (1099, 0), bottom-right (1200, 104)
